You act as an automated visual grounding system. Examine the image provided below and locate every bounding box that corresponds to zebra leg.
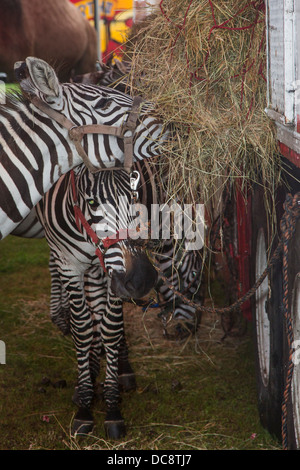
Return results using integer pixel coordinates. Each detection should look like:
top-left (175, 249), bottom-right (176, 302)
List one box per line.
top-left (49, 252), bottom-right (71, 335)
top-left (81, 267), bottom-right (135, 438)
top-left (60, 271), bottom-right (95, 436)
top-left (118, 335), bottom-right (136, 392)
top-left (84, 266), bottom-right (105, 385)
top-left (85, 267), bottom-right (136, 393)
top-left (102, 293), bottom-right (126, 439)
top-left (104, 345), bottom-right (126, 439)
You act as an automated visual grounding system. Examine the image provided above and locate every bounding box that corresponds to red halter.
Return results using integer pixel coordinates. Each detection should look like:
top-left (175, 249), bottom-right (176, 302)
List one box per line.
top-left (70, 169), bottom-right (128, 273)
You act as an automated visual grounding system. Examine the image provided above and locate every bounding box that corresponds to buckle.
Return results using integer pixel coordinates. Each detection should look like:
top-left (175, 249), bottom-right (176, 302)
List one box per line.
top-left (130, 171), bottom-right (140, 201)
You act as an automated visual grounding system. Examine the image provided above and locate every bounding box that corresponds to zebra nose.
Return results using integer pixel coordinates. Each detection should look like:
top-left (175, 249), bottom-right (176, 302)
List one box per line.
top-left (124, 271), bottom-right (155, 298)
top-left (111, 255), bottom-right (157, 299)
top-left (126, 254), bottom-right (157, 298)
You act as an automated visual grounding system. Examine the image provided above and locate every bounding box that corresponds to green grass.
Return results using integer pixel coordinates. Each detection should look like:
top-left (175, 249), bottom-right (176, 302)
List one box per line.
top-left (0, 236), bottom-right (282, 450)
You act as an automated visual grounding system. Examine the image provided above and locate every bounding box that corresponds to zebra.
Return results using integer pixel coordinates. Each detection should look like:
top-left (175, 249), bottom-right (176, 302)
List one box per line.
top-left (13, 160), bottom-right (204, 340)
top-left (0, 56), bottom-right (169, 240)
top-left (154, 238), bottom-right (203, 339)
top-left (11, 166), bottom-right (204, 438)
top-left (70, 61), bottom-right (205, 338)
top-left (34, 163), bottom-right (158, 438)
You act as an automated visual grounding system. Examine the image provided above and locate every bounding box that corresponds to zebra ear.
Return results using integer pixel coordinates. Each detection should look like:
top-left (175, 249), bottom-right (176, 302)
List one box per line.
top-left (17, 57), bottom-right (62, 100)
top-left (26, 57), bottom-right (61, 99)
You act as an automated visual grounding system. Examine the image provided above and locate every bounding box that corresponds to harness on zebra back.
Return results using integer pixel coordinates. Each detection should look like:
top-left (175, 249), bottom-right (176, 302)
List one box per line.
top-left (30, 94), bottom-right (144, 173)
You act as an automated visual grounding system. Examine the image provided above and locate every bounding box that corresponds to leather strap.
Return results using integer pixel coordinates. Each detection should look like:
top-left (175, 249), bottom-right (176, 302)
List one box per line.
top-left (30, 94), bottom-right (143, 173)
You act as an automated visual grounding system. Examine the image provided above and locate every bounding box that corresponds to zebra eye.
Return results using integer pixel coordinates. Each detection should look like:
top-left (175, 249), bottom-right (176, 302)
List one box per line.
top-left (87, 198), bottom-right (98, 208)
top-left (192, 271), bottom-right (197, 277)
top-left (95, 96), bottom-right (111, 110)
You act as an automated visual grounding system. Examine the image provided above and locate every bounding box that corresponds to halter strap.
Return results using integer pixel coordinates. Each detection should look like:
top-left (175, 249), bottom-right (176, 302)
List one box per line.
top-left (70, 170), bottom-right (128, 272)
top-left (30, 95), bottom-right (143, 173)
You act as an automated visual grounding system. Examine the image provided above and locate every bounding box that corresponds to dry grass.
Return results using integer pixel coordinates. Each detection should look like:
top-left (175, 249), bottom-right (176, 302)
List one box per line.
top-left (123, 0), bottom-right (281, 212)
top-left (1, 287), bottom-right (281, 450)
top-left (0, 236), bottom-right (281, 450)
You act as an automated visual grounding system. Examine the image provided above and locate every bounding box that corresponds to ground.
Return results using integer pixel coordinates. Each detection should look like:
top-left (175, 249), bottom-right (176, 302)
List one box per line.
top-left (0, 236), bottom-right (281, 450)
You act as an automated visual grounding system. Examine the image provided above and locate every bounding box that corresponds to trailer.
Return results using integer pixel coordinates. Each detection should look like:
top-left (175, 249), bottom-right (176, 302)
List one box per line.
top-left (235, 0), bottom-right (300, 450)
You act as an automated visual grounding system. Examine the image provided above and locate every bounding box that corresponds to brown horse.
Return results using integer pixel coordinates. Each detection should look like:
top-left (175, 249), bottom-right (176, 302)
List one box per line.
top-left (0, 0), bottom-right (98, 82)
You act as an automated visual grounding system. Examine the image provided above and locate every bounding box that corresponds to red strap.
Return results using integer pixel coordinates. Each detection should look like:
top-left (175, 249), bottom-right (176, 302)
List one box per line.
top-left (70, 169), bottom-right (78, 203)
top-left (70, 171), bottom-right (129, 273)
top-left (102, 228), bottom-right (128, 248)
top-left (73, 205), bottom-right (100, 245)
top-left (95, 230), bottom-right (128, 273)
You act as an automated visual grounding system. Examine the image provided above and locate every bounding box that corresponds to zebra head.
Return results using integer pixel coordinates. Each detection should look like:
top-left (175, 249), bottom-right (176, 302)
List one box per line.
top-left (73, 165), bottom-right (157, 299)
top-left (14, 56), bottom-right (169, 171)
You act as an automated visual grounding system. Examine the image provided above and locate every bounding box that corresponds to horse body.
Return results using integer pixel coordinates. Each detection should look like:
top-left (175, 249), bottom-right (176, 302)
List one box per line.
top-left (0, 0), bottom-right (98, 81)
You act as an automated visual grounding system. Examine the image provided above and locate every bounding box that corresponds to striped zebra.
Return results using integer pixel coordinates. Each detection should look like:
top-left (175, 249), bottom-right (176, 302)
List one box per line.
top-left (154, 238), bottom-right (203, 339)
top-left (71, 61), bottom-right (204, 338)
top-left (13, 163), bottom-right (204, 340)
top-left (34, 164), bottom-right (157, 438)
top-left (11, 56), bottom-right (203, 339)
top-left (0, 56), bottom-right (169, 240)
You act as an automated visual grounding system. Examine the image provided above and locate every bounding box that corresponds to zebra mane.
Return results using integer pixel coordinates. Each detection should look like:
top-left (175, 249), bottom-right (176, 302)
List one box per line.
top-left (0, 91), bottom-right (33, 156)
top-left (0, 89), bottom-right (28, 115)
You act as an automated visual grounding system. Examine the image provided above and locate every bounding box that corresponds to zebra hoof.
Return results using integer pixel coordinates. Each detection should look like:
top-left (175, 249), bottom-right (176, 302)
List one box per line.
top-left (118, 372), bottom-right (137, 392)
top-left (71, 407), bottom-right (94, 437)
top-left (104, 410), bottom-right (126, 440)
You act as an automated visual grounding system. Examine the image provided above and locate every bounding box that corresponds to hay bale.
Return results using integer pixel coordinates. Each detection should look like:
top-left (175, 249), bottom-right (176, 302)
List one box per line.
top-left (124, 0), bottom-right (280, 208)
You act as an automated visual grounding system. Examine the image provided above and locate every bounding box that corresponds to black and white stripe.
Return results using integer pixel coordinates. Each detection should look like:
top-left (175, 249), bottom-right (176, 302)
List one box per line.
top-left (155, 238), bottom-right (203, 339)
top-left (0, 56), bottom-right (169, 239)
top-left (72, 60), bottom-right (131, 93)
top-left (7, 59), bottom-right (201, 436)
top-left (34, 164), bottom-right (157, 437)
top-left (12, 160), bottom-right (203, 437)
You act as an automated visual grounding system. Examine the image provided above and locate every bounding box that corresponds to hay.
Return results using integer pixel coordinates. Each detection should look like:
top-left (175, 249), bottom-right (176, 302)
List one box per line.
top-left (124, 0), bottom-right (280, 208)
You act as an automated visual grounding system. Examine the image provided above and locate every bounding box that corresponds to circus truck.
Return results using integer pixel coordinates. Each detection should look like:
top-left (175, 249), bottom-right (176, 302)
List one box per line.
top-left (232, 0), bottom-right (300, 450)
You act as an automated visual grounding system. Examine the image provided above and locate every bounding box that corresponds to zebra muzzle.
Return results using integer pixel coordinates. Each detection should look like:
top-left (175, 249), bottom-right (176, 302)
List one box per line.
top-left (110, 253), bottom-right (157, 299)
